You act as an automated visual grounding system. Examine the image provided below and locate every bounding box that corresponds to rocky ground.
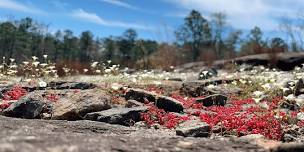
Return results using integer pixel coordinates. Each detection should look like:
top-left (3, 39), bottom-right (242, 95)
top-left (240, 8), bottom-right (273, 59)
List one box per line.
top-left (2, 53), bottom-right (304, 152)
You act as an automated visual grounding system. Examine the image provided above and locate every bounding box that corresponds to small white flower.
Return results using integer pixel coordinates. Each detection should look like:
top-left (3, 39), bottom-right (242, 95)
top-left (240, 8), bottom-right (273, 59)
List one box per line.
top-left (284, 94), bottom-right (296, 101)
top-left (39, 81), bottom-right (47, 87)
top-left (105, 69), bottom-right (111, 73)
top-left (239, 79), bottom-right (247, 84)
top-left (32, 56), bottom-right (38, 61)
top-left (258, 102), bottom-right (269, 109)
top-left (40, 63), bottom-right (48, 67)
top-left (43, 55), bottom-right (48, 59)
top-left (295, 66), bottom-right (301, 71)
top-left (107, 60), bottom-right (112, 64)
top-left (32, 61), bottom-right (40, 67)
top-left (153, 81), bottom-right (162, 85)
top-left (297, 112), bottom-right (304, 121)
top-left (202, 71), bottom-right (209, 75)
top-left (131, 78), bottom-right (137, 83)
top-left (9, 58), bottom-right (15, 62)
top-left (111, 83), bottom-right (121, 90)
top-left (253, 97), bottom-right (262, 103)
top-left (261, 83), bottom-right (271, 90)
top-left (23, 61), bottom-right (29, 65)
top-left (95, 70), bottom-right (101, 73)
top-left (253, 91), bottom-right (264, 97)
top-left (91, 62), bottom-right (98, 68)
top-left (207, 84), bottom-right (216, 89)
top-left (83, 69), bottom-right (88, 73)
top-left (9, 65), bottom-right (17, 69)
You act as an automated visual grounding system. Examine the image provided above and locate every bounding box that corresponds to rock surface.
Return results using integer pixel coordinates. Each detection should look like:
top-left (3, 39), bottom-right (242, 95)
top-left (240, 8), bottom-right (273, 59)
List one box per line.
top-left (198, 68), bottom-right (218, 80)
top-left (48, 81), bottom-right (96, 90)
top-left (84, 106), bottom-right (147, 126)
top-left (0, 116), bottom-right (269, 152)
top-left (176, 119), bottom-right (210, 137)
top-left (2, 92), bottom-right (47, 119)
top-left (196, 94), bottom-right (228, 107)
top-left (125, 88), bottom-right (184, 112)
top-left (181, 78), bottom-right (237, 97)
top-left (51, 89), bottom-right (112, 120)
top-left (294, 79), bottom-right (304, 96)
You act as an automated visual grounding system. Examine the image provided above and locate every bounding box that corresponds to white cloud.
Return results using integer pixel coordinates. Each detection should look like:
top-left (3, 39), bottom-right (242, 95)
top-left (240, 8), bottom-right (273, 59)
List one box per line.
top-left (99, 0), bottom-right (155, 14)
top-left (0, 0), bottom-right (45, 14)
top-left (165, 0), bottom-right (304, 31)
top-left (99, 0), bottom-right (140, 10)
top-left (70, 9), bottom-right (151, 30)
top-left (50, 0), bottom-right (69, 10)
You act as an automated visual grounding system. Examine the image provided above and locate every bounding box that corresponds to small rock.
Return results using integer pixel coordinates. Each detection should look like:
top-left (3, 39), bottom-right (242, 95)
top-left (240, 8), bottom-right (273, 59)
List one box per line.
top-left (211, 124), bottom-right (226, 133)
top-left (196, 94), bottom-right (228, 107)
top-left (84, 106), bottom-right (148, 126)
top-left (181, 78), bottom-right (237, 97)
top-left (3, 92), bottom-right (47, 119)
top-left (125, 88), bottom-right (184, 112)
top-left (156, 96), bottom-right (184, 113)
top-left (283, 134), bottom-right (297, 142)
top-left (203, 85), bottom-right (242, 95)
top-left (51, 89), bottom-right (112, 120)
top-left (167, 78), bottom-right (183, 82)
top-left (125, 88), bottom-right (157, 103)
top-left (48, 81), bottom-right (96, 90)
top-left (176, 119), bottom-right (210, 137)
top-left (294, 79), bottom-right (304, 96)
top-left (176, 141), bottom-right (193, 149)
top-left (198, 68), bottom-right (218, 80)
top-left (125, 100), bottom-right (144, 108)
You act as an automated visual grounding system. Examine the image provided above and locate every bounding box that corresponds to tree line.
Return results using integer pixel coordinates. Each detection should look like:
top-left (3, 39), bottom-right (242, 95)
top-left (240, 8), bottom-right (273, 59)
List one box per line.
top-left (0, 10), bottom-right (299, 69)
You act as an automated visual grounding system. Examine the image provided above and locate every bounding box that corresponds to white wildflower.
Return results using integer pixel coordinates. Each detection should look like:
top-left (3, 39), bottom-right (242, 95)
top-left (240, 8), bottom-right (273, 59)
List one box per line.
top-left (105, 69), bottom-right (111, 73)
top-left (261, 83), bottom-right (271, 90)
top-left (284, 94), bottom-right (296, 101)
top-left (111, 83), bottom-right (121, 90)
top-left (32, 56), bottom-right (38, 61)
top-left (40, 63), bottom-right (48, 67)
top-left (297, 112), bottom-right (304, 121)
top-left (253, 91), bottom-right (264, 97)
top-left (39, 81), bottom-right (47, 87)
top-left (153, 81), bottom-right (162, 85)
top-left (32, 61), bottom-right (40, 67)
top-left (91, 62), bottom-right (98, 68)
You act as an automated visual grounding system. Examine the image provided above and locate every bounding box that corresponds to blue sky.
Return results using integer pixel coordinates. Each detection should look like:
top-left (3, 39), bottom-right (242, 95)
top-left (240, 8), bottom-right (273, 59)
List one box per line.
top-left (0, 0), bottom-right (303, 42)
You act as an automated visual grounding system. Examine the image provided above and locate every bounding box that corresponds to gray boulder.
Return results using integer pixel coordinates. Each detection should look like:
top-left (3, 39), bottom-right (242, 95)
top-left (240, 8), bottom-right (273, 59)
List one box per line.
top-left (196, 94), bottom-right (228, 107)
top-left (3, 92), bottom-right (47, 119)
top-left (51, 89), bottom-right (112, 120)
top-left (176, 119), bottom-right (210, 137)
